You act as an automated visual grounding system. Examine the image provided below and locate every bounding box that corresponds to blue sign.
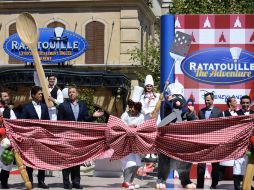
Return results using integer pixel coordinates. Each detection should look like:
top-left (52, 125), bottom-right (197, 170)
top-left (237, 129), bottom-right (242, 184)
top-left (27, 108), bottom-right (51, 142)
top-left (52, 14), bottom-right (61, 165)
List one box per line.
top-left (181, 47), bottom-right (254, 85)
top-left (3, 27), bottom-right (88, 64)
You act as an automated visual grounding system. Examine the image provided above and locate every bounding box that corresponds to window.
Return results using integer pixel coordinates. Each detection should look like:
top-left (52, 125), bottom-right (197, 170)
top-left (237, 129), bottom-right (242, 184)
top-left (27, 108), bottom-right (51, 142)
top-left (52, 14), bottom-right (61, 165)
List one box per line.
top-left (85, 21), bottom-right (104, 64)
top-left (47, 21), bottom-right (65, 29)
top-left (8, 23), bottom-right (25, 64)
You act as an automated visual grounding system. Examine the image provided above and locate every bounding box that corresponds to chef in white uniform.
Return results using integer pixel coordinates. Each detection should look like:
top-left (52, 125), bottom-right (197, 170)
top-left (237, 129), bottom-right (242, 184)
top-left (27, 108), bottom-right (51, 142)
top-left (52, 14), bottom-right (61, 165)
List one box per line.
top-left (140, 75), bottom-right (160, 121)
top-left (121, 86), bottom-right (144, 190)
top-left (140, 75), bottom-right (159, 160)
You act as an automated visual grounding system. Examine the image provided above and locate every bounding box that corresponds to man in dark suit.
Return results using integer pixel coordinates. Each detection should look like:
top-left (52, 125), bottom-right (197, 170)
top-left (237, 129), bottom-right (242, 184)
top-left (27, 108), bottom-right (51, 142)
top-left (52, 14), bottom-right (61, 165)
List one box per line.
top-left (222, 96), bottom-right (238, 117)
top-left (0, 91), bottom-right (17, 189)
top-left (57, 86), bottom-right (103, 189)
top-left (236, 95), bottom-right (254, 115)
top-left (197, 92), bottom-right (223, 189)
top-left (34, 72), bottom-right (64, 120)
top-left (21, 86), bottom-right (50, 189)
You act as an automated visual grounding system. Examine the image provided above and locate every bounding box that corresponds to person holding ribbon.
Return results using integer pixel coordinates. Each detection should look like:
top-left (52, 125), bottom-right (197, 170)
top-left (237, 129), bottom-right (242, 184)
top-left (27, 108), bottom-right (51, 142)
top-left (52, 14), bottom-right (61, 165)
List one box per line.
top-left (234, 95), bottom-right (254, 190)
top-left (197, 92), bottom-right (223, 189)
top-left (121, 86), bottom-right (144, 190)
top-left (57, 85), bottom-right (104, 189)
top-left (20, 86), bottom-right (50, 189)
top-left (156, 80), bottom-right (196, 190)
top-left (220, 96), bottom-right (238, 178)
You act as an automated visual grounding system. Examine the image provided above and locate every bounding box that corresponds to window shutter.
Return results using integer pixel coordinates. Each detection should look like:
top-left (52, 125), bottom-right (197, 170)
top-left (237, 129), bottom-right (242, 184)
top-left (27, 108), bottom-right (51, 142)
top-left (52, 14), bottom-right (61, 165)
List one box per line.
top-left (85, 21), bottom-right (104, 64)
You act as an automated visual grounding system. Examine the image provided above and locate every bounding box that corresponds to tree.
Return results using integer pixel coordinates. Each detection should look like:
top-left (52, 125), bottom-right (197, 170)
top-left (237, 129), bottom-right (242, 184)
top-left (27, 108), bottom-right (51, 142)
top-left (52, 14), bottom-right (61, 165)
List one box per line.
top-left (129, 39), bottom-right (160, 91)
top-left (169, 0), bottom-right (254, 14)
top-left (78, 87), bottom-right (106, 123)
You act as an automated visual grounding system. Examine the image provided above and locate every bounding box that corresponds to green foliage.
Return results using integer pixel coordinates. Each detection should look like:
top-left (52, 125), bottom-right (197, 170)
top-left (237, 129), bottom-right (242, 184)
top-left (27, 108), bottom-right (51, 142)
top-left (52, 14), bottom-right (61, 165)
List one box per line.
top-left (78, 87), bottom-right (106, 123)
top-left (129, 39), bottom-right (160, 91)
top-left (78, 88), bottom-right (95, 113)
top-left (169, 0), bottom-right (254, 14)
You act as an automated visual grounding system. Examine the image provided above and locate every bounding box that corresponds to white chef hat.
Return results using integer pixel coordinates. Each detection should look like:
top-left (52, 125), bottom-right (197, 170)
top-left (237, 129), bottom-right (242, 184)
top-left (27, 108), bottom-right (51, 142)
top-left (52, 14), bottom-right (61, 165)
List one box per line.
top-left (144, 75), bottom-right (154, 86)
top-left (130, 86), bottom-right (144, 103)
top-left (166, 78), bottom-right (184, 95)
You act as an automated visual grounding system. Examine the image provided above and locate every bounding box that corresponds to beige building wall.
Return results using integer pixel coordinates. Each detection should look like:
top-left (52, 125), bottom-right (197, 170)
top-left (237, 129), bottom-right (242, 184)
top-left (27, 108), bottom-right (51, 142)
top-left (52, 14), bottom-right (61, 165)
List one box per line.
top-left (0, 0), bottom-right (156, 67)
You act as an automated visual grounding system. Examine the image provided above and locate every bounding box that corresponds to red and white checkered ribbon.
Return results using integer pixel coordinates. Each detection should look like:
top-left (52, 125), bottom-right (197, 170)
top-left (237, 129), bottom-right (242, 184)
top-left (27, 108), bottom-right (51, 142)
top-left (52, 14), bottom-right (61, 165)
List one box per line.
top-left (157, 114), bottom-right (254, 163)
top-left (3, 118), bottom-right (108, 170)
top-left (106, 115), bottom-right (157, 160)
top-left (2, 114), bottom-right (254, 169)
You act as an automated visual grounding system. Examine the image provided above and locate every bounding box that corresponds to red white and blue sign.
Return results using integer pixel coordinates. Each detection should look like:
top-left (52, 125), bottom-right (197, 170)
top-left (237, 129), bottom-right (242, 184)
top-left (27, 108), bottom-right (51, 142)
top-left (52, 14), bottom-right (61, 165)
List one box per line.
top-left (161, 14), bottom-right (254, 108)
top-left (181, 47), bottom-right (254, 85)
top-left (3, 27), bottom-right (88, 64)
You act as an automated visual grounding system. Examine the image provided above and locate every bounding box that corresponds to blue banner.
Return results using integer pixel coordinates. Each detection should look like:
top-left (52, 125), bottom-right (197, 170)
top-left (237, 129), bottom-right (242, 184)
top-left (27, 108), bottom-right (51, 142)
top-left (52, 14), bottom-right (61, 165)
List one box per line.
top-left (3, 27), bottom-right (88, 64)
top-left (160, 14), bottom-right (175, 92)
top-left (181, 47), bottom-right (254, 85)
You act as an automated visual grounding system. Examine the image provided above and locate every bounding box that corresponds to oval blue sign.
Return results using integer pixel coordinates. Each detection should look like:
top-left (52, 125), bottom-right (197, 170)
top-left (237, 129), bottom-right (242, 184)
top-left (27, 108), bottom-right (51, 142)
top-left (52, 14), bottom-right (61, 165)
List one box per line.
top-left (181, 47), bottom-right (254, 85)
top-left (3, 27), bottom-right (88, 64)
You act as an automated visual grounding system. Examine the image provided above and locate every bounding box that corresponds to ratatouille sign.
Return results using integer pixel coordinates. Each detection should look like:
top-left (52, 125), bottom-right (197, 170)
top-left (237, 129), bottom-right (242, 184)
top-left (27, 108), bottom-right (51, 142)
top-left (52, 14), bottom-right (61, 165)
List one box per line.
top-left (3, 27), bottom-right (88, 64)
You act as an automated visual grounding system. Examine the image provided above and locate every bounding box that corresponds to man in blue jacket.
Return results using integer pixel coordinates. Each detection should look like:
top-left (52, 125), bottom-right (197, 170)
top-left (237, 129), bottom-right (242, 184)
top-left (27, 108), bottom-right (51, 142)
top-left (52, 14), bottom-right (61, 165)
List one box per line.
top-left (57, 85), bottom-right (103, 189)
top-left (21, 86), bottom-right (50, 189)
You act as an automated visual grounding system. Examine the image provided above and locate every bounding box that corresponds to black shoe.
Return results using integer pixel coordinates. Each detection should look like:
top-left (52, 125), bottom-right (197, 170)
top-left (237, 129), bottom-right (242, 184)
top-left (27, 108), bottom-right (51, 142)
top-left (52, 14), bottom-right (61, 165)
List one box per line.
top-left (73, 184), bottom-right (83, 189)
top-left (1, 184), bottom-right (10, 189)
top-left (38, 181), bottom-right (49, 189)
top-left (64, 185), bottom-right (72, 189)
top-left (210, 185), bottom-right (217, 189)
top-left (196, 185), bottom-right (204, 189)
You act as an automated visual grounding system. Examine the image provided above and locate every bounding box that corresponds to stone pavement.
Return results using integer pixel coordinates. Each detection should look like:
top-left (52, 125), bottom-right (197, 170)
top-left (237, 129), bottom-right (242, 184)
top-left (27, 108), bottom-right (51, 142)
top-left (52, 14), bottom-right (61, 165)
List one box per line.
top-left (6, 169), bottom-right (245, 190)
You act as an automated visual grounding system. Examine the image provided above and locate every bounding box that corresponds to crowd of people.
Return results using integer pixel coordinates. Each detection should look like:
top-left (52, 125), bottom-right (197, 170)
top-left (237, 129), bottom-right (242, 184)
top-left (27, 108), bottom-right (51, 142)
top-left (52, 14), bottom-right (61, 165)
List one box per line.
top-left (0, 73), bottom-right (253, 190)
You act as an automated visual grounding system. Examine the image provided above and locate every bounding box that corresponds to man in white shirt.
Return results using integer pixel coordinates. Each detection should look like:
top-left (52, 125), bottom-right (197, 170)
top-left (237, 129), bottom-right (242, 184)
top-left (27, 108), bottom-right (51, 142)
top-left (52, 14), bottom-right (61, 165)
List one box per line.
top-left (21, 86), bottom-right (50, 189)
top-left (34, 72), bottom-right (64, 120)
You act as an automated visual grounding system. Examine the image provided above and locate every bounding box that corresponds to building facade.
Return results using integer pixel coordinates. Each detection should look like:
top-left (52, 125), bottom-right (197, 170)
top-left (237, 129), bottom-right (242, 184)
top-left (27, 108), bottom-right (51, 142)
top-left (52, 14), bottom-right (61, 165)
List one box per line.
top-left (0, 0), bottom-right (157, 116)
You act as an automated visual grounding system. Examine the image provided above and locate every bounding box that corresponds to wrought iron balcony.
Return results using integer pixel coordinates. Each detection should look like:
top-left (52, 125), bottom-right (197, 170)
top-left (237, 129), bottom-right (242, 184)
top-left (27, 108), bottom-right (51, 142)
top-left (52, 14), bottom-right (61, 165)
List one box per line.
top-left (0, 67), bottom-right (131, 96)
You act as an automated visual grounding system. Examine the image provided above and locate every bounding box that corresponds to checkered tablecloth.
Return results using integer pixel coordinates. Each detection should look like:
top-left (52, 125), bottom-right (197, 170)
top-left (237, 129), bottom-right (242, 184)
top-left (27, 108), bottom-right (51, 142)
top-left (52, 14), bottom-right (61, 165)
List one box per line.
top-left (3, 114), bottom-right (254, 169)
